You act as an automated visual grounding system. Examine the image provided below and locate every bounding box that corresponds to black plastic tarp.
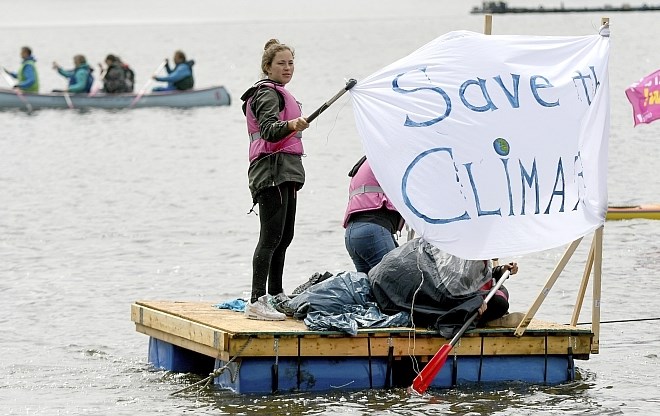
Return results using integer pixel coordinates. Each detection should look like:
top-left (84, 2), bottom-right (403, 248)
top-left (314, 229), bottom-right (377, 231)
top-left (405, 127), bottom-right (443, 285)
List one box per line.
top-left (288, 271), bottom-right (410, 335)
top-left (368, 238), bottom-right (487, 338)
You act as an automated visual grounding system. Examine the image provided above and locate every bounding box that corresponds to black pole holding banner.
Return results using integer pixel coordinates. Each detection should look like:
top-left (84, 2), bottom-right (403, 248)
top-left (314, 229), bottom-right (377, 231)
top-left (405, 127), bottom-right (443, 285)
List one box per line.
top-left (305, 78), bottom-right (357, 123)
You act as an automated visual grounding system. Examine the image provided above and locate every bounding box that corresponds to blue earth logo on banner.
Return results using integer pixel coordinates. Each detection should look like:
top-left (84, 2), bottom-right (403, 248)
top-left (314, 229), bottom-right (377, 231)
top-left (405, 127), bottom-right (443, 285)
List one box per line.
top-left (493, 137), bottom-right (510, 156)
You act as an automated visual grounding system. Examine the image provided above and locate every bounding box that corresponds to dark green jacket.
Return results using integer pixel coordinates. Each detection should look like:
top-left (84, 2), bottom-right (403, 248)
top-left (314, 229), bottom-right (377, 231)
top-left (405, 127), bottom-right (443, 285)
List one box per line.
top-left (245, 86), bottom-right (305, 201)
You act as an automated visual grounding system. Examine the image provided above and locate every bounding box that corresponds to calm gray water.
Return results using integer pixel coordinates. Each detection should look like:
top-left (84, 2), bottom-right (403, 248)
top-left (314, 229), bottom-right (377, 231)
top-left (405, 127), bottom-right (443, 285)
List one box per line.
top-left (1, 1), bottom-right (659, 414)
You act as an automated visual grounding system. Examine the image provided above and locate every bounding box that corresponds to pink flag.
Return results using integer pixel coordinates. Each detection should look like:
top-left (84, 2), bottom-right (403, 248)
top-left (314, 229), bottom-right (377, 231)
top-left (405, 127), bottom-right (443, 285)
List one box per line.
top-left (625, 69), bottom-right (660, 126)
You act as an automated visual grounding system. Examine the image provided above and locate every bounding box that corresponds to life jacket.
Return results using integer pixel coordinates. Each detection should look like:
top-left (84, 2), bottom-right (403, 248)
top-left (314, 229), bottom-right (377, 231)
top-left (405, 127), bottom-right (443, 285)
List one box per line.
top-left (70, 64), bottom-right (93, 93)
top-left (480, 278), bottom-right (508, 301)
top-left (343, 159), bottom-right (402, 229)
top-left (173, 61), bottom-right (194, 90)
top-left (18, 58), bottom-right (39, 93)
top-left (122, 63), bottom-right (135, 91)
top-left (83, 67), bottom-right (94, 93)
top-left (103, 62), bottom-right (128, 93)
top-left (244, 81), bottom-right (304, 163)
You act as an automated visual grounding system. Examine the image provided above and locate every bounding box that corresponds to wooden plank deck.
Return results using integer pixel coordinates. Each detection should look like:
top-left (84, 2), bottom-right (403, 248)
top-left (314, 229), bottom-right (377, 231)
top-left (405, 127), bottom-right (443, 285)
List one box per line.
top-left (132, 300), bottom-right (593, 363)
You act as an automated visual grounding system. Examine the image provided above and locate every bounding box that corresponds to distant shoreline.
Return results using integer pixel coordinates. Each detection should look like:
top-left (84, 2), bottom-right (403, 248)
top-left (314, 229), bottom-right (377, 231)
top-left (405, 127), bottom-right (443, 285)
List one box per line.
top-left (471, 2), bottom-right (660, 14)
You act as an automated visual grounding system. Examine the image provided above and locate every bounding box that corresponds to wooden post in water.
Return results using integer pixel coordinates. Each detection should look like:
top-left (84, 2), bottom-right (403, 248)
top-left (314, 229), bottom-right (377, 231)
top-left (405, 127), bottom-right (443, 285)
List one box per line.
top-left (589, 17), bottom-right (607, 353)
top-left (514, 237), bottom-right (583, 337)
top-left (567, 226), bottom-right (603, 354)
top-left (484, 14), bottom-right (493, 35)
top-left (570, 238), bottom-right (596, 325)
top-left (591, 226), bottom-right (603, 353)
top-left (601, 17), bottom-right (609, 30)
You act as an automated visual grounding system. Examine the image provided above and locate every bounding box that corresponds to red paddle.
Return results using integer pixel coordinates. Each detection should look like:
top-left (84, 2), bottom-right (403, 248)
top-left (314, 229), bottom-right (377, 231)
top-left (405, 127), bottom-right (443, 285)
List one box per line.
top-left (409, 270), bottom-right (511, 394)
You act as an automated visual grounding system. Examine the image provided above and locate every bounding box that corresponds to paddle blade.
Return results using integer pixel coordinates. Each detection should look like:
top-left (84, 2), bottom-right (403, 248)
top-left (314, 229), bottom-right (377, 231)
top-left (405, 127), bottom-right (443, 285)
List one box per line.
top-left (410, 344), bottom-right (452, 394)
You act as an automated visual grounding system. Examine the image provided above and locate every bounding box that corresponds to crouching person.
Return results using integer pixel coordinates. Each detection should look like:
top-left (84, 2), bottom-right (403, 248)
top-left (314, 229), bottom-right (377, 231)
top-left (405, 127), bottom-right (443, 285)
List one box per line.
top-left (368, 238), bottom-right (521, 337)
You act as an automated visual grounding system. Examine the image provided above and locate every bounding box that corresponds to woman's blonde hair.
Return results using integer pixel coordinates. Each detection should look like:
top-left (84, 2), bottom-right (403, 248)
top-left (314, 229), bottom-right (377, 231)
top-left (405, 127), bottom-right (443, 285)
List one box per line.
top-left (261, 39), bottom-right (294, 78)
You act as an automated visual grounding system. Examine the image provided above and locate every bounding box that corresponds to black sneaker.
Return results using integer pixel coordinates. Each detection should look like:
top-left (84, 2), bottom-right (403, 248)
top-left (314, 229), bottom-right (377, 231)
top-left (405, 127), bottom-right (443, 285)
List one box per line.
top-left (269, 292), bottom-right (295, 316)
top-left (291, 271), bottom-right (334, 296)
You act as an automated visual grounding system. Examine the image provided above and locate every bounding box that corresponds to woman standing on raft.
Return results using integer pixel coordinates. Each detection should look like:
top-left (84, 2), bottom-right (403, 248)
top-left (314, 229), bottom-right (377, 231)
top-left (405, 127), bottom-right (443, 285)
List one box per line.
top-left (240, 39), bottom-right (309, 321)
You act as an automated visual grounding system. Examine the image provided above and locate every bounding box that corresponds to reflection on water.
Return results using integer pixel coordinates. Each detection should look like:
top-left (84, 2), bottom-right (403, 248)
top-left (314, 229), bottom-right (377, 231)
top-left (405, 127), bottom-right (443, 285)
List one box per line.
top-left (168, 375), bottom-right (614, 415)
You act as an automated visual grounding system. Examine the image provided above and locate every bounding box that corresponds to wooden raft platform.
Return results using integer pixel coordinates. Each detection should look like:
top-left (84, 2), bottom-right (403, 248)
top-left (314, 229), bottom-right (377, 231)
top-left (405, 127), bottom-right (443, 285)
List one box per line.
top-left (132, 300), bottom-right (594, 393)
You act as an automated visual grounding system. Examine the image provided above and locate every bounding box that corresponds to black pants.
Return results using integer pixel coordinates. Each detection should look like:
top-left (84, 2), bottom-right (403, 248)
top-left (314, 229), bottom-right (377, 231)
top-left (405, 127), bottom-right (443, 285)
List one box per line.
top-left (478, 286), bottom-right (510, 325)
top-left (251, 183), bottom-right (297, 303)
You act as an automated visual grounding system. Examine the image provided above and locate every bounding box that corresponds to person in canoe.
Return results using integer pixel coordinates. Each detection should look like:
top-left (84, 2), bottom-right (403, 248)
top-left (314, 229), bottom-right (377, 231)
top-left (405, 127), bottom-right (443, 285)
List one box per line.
top-left (52, 54), bottom-right (94, 93)
top-left (343, 156), bottom-right (404, 274)
top-left (99, 54), bottom-right (134, 93)
top-left (152, 50), bottom-right (194, 92)
top-left (3, 46), bottom-right (39, 93)
top-left (240, 38), bottom-right (309, 321)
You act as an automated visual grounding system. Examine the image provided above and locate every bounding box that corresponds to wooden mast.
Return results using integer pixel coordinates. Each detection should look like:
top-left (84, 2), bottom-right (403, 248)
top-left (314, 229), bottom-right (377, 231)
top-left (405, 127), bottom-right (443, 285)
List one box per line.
top-left (484, 14), bottom-right (493, 35)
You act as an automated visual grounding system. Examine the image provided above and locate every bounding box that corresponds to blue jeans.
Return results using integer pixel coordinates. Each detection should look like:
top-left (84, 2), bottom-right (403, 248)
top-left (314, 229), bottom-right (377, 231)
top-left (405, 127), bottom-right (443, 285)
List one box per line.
top-left (344, 221), bottom-right (398, 274)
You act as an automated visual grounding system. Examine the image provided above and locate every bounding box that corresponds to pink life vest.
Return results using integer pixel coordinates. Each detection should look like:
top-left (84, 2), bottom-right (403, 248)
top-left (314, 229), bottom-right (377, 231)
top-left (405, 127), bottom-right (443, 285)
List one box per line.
top-left (245, 81), bottom-right (304, 163)
top-left (343, 159), bottom-right (402, 229)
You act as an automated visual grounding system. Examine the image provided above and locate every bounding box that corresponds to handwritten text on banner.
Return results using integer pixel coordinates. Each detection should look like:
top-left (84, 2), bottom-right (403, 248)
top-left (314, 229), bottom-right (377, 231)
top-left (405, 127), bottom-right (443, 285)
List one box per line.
top-left (350, 30), bottom-right (610, 259)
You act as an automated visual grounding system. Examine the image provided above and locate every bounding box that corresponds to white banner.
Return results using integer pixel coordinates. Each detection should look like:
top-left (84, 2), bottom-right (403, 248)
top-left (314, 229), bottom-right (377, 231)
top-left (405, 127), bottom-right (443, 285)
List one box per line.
top-left (350, 30), bottom-right (609, 259)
